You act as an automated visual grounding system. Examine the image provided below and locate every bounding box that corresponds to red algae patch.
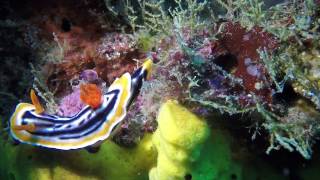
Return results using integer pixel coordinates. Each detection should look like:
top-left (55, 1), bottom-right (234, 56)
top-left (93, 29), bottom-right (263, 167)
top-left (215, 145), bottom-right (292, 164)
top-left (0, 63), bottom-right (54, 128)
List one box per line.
top-left (219, 22), bottom-right (279, 105)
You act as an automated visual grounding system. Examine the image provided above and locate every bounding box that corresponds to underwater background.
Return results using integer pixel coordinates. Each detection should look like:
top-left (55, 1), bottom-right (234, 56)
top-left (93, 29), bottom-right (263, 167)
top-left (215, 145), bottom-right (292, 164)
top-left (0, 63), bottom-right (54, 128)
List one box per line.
top-left (1, 0), bottom-right (320, 179)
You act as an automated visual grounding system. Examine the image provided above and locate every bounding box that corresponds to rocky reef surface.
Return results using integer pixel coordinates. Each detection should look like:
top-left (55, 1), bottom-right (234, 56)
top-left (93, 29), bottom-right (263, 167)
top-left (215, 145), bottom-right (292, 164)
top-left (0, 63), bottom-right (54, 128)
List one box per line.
top-left (1, 0), bottom-right (320, 180)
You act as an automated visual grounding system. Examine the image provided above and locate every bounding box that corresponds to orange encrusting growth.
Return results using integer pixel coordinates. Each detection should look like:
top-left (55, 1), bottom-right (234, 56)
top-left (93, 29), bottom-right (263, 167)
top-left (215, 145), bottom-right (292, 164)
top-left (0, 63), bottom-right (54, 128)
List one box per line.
top-left (80, 83), bottom-right (103, 109)
top-left (30, 89), bottom-right (45, 114)
top-left (13, 123), bottom-right (37, 132)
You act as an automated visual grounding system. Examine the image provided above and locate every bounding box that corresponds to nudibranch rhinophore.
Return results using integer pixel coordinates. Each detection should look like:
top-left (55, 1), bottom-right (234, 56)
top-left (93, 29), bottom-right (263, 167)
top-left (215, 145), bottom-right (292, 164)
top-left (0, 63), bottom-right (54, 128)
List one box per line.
top-left (9, 59), bottom-right (152, 150)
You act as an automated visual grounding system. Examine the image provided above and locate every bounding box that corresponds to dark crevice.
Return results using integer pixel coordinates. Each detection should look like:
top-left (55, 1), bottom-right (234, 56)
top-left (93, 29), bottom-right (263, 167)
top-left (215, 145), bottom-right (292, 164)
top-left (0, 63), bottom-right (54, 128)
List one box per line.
top-left (272, 83), bottom-right (300, 106)
top-left (213, 53), bottom-right (238, 73)
top-left (184, 174), bottom-right (192, 180)
top-left (61, 18), bottom-right (71, 32)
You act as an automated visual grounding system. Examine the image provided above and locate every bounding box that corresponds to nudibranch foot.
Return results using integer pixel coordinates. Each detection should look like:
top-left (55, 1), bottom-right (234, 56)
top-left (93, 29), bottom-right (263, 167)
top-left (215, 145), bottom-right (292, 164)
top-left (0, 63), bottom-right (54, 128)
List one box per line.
top-left (11, 139), bottom-right (21, 146)
top-left (108, 123), bottom-right (123, 138)
top-left (86, 145), bottom-right (101, 153)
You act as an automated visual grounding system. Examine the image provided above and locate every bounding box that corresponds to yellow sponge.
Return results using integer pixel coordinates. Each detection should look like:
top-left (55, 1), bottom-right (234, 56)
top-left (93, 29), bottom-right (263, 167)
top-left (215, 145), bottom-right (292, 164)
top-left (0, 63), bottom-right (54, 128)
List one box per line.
top-left (149, 100), bottom-right (210, 180)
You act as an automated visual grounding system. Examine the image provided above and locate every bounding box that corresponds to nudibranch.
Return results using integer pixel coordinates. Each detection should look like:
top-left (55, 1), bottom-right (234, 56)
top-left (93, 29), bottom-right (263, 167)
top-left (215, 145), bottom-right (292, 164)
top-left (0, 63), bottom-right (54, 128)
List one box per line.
top-left (9, 59), bottom-right (152, 150)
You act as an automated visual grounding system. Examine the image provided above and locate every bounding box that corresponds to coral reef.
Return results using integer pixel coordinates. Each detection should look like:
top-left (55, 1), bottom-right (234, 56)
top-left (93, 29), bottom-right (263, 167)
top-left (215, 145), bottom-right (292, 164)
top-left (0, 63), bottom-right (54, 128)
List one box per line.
top-left (2, 0), bottom-right (320, 179)
top-left (116, 0), bottom-right (320, 159)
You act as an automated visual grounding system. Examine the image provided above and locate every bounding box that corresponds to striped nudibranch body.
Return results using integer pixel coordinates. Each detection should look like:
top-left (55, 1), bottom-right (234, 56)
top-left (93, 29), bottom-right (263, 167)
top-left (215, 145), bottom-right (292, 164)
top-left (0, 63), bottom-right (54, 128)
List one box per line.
top-left (9, 59), bottom-right (152, 150)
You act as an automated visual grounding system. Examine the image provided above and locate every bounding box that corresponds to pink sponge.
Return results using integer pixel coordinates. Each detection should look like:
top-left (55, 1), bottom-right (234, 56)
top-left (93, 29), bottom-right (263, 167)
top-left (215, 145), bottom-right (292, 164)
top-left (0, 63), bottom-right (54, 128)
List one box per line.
top-left (57, 88), bottom-right (85, 117)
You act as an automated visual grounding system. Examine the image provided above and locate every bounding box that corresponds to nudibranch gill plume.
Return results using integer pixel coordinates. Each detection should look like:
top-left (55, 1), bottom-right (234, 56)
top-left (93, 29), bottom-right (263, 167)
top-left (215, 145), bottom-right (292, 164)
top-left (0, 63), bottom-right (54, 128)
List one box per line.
top-left (9, 59), bottom-right (152, 150)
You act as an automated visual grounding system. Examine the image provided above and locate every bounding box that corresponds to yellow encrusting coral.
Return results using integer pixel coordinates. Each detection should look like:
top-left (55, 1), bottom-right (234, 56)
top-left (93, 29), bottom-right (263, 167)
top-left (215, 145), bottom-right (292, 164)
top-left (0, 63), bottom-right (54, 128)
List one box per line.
top-left (149, 100), bottom-right (210, 180)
